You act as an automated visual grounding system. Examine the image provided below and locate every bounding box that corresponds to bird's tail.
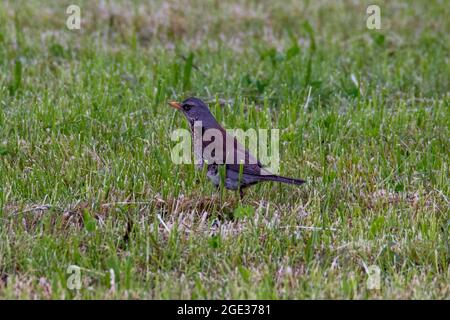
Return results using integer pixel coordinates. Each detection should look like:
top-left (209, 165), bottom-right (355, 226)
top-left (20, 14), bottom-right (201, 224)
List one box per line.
top-left (259, 174), bottom-right (306, 186)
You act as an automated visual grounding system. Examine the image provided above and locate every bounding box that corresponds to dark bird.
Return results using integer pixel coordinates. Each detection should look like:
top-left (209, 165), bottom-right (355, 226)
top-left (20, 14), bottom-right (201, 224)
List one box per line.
top-left (169, 97), bottom-right (305, 198)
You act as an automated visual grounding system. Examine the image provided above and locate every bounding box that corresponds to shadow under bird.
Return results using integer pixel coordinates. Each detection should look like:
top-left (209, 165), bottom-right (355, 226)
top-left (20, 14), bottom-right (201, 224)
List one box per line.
top-left (169, 97), bottom-right (305, 198)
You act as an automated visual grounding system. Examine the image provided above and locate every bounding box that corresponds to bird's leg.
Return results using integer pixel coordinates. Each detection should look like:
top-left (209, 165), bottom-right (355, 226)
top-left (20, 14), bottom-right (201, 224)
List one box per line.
top-left (213, 184), bottom-right (224, 207)
top-left (239, 188), bottom-right (244, 200)
top-left (211, 184), bottom-right (221, 204)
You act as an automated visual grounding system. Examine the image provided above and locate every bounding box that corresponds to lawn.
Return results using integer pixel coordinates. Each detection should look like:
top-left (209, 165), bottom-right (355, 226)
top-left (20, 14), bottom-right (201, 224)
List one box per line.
top-left (0, 0), bottom-right (448, 299)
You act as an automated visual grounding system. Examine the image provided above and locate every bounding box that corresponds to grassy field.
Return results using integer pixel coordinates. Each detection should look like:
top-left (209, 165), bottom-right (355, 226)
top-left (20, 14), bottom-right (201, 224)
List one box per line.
top-left (0, 0), bottom-right (448, 299)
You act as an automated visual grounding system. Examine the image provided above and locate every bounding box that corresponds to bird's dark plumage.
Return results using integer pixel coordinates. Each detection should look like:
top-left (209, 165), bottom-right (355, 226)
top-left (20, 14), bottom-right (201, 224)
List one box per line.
top-left (169, 97), bottom-right (305, 197)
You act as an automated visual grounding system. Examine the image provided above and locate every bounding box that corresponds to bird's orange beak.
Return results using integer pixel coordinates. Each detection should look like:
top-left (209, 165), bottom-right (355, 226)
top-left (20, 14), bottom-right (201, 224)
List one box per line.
top-left (168, 101), bottom-right (182, 110)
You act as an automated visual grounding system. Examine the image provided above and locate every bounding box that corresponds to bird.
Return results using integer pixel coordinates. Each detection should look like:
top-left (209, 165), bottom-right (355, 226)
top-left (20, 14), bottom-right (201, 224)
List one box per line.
top-left (168, 97), bottom-right (305, 198)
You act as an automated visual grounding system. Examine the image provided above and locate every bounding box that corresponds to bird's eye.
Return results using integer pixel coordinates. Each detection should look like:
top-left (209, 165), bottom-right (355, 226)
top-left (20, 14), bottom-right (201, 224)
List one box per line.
top-left (183, 104), bottom-right (192, 111)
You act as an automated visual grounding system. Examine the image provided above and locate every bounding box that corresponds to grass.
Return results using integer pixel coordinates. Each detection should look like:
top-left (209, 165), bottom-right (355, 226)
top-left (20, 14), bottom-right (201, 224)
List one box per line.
top-left (0, 0), bottom-right (449, 299)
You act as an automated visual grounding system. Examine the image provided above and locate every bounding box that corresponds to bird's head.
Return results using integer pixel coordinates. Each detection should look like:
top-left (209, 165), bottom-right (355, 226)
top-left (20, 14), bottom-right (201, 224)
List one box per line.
top-left (168, 97), bottom-right (217, 128)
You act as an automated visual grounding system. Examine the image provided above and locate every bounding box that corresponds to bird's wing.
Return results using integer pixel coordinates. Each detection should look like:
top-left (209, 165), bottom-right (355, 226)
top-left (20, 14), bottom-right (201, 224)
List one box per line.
top-left (200, 127), bottom-right (272, 176)
top-left (224, 131), bottom-right (273, 176)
